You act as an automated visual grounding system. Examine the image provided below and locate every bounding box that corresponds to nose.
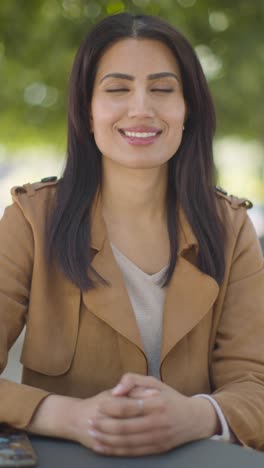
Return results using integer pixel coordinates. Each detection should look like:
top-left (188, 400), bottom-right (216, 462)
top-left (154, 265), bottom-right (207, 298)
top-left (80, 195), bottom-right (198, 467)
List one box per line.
top-left (127, 90), bottom-right (155, 119)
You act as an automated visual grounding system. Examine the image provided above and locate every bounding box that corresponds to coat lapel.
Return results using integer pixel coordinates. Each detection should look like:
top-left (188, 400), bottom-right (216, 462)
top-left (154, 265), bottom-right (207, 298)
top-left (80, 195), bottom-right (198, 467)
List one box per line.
top-left (82, 195), bottom-right (144, 353)
top-left (161, 206), bottom-right (219, 362)
top-left (161, 255), bottom-right (219, 363)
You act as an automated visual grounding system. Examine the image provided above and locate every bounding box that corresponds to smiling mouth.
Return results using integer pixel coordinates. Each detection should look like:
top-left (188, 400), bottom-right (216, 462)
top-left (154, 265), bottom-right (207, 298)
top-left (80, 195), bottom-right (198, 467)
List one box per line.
top-left (118, 129), bottom-right (162, 144)
top-left (120, 130), bottom-right (161, 138)
top-left (119, 129), bottom-right (162, 146)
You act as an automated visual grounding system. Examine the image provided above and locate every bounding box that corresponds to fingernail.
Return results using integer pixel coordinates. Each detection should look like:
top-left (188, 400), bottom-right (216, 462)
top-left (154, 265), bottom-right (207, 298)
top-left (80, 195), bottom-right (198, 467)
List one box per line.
top-left (88, 429), bottom-right (100, 438)
top-left (94, 444), bottom-right (105, 453)
top-left (144, 389), bottom-right (159, 395)
top-left (112, 383), bottom-right (124, 394)
top-left (88, 419), bottom-right (95, 427)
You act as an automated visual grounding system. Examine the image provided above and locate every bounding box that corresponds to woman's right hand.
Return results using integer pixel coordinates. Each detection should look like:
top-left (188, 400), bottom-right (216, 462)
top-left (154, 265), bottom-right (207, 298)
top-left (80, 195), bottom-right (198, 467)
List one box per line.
top-left (68, 390), bottom-right (115, 449)
top-left (69, 388), bottom-right (156, 450)
top-left (27, 390), bottom-right (113, 450)
top-left (28, 387), bottom-right (157, 452)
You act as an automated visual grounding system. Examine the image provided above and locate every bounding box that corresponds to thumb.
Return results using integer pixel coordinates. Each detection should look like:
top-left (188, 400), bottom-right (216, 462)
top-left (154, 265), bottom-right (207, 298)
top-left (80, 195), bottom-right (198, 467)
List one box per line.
top-left (128, 387), bottom-right (160, 398)
top-left (111, 373), bottom-right (163, 396)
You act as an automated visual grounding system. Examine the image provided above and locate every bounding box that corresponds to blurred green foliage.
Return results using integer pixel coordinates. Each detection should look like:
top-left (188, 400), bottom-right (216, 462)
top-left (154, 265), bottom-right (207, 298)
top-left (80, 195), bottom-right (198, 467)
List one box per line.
top-left (0, 0), bottom-right (263, 150)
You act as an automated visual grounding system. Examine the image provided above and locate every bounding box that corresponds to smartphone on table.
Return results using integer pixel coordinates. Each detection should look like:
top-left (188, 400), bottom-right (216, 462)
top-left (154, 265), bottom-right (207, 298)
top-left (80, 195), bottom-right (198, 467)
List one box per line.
top-left (0, 426), bottom-right (37, 467)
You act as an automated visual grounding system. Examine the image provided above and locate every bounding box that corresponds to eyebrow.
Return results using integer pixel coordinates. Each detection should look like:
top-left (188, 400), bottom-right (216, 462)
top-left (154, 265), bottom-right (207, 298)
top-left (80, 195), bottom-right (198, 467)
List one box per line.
top-left (99, 72), bottom-right (180, 83)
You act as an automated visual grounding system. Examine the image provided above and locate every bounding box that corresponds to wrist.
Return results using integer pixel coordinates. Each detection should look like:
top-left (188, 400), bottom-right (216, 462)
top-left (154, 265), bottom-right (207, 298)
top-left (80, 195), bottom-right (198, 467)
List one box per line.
top-left (189, 396), bottom-right (221, 440)
top-left (27, 394), bottom-right (82, 440)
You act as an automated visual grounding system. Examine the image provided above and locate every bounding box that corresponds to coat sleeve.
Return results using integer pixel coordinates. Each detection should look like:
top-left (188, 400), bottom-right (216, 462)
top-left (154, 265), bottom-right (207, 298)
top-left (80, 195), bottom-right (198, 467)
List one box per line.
top-left (0, 203), bottom-right (50, 428)
top-left (210, 210), bottom-right (264, 450)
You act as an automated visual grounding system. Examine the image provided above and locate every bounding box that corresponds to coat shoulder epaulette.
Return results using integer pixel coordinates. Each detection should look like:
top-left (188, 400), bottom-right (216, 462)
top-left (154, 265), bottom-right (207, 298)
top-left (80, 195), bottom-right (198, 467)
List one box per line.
top-left (11, 177), bottom-right (59, 198)
top-left (215, 185), bottom-right (253, 210)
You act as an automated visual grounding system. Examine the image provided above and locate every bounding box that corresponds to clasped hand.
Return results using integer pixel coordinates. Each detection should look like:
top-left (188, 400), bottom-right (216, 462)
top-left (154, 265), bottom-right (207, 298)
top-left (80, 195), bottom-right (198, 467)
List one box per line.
top-left (73, 373), bottom-right (214, 456)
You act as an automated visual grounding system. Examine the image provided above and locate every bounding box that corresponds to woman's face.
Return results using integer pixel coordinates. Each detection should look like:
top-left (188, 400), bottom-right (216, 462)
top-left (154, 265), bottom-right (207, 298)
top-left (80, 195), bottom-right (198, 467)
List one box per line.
top-left (90, 38), bottom-right (187, 170)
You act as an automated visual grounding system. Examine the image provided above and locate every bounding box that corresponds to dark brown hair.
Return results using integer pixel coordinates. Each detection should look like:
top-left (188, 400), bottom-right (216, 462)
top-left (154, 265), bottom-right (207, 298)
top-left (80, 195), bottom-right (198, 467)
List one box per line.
top-left (47, 12), bottom-right (225, 290)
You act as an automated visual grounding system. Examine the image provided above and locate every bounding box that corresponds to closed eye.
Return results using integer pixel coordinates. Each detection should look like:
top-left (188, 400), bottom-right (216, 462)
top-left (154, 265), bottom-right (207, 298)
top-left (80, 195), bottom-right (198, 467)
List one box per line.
top-left (106, 88), bottom-right (129, 93)
top-left (151, 88), bottom-right (174, 93)
top-left (106, 88), bottom-right (174, 93)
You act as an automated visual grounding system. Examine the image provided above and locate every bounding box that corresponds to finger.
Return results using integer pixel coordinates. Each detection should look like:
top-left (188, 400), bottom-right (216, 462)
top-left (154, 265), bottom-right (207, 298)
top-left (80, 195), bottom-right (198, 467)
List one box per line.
top-left (88, 425), bottom-right (170, 449)
top-left (98, 396), bottom-right (150, 419)
top-left (93, 438), bottom-right (172, 457)
top-left (112, 373), bottom-right (164, 396)
top-left (91, 401), bottom-right (168, 435)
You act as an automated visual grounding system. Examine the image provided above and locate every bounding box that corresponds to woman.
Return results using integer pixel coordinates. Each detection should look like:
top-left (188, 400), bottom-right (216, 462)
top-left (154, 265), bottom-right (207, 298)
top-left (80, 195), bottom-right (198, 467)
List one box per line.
top-left (0, 13), bottom-right (264, 456)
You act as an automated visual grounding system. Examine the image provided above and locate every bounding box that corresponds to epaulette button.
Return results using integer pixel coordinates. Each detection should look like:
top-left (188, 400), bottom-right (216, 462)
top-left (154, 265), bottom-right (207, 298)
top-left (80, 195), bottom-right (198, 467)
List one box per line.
top-left (14, 186), bottom-right (27, 194)
top-left (243, 199), bottom-right (253, 209)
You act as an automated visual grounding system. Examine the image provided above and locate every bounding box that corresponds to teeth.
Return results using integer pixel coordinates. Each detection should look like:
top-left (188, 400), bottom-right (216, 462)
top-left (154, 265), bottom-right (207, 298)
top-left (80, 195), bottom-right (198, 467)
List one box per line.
top-left (123, 131), bottom-right (158, 138)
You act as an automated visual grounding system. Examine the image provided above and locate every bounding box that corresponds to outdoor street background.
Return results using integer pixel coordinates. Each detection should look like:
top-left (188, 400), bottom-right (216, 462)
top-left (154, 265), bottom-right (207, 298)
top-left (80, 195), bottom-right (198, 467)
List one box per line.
top-left (0, 0), bottom-right (263, 382)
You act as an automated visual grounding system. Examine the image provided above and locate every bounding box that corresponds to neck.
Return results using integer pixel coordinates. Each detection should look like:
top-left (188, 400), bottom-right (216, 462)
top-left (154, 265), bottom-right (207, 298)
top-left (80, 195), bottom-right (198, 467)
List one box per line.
top-left (101, 159), bottom-right (168, 224)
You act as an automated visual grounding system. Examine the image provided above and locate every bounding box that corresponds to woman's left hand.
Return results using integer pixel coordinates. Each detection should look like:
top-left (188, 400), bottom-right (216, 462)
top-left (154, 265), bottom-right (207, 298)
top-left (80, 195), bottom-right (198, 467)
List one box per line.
top-left (87, 373), bottom-right (219, 456)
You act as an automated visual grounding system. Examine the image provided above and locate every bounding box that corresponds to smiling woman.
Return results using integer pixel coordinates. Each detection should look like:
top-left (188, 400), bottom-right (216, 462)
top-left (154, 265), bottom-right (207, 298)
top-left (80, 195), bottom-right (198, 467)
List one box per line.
top-left (0, 12), bottom-right (264, 457)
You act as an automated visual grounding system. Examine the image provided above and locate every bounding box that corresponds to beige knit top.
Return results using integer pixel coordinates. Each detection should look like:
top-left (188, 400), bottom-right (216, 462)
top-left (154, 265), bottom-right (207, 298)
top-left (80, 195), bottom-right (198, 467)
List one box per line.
top-left (111, 243), bottom-right (167, 379)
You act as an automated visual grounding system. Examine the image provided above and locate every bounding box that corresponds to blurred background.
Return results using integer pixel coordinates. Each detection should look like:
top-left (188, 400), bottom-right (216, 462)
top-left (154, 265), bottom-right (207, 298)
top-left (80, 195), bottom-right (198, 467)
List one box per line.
top-left (0, 0), bottom-right (264, 381)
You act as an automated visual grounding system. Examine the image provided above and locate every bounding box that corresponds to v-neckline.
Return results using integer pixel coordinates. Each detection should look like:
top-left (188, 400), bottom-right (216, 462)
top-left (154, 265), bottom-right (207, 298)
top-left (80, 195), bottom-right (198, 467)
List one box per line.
top-left (110, 242), bottom-right (168, 281)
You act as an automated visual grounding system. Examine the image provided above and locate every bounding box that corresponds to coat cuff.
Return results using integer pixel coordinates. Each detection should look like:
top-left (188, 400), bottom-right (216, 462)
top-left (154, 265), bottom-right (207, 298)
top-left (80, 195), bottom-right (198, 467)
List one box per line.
top-left (193, 394), bottom-right (235, 442)
top-left (0, 378), bottom-right (51, 429)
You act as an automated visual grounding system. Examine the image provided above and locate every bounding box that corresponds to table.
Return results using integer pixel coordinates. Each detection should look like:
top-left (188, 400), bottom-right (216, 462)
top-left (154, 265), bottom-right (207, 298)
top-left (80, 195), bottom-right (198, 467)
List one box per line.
top-left (31, 436), bottom-right (264, 468)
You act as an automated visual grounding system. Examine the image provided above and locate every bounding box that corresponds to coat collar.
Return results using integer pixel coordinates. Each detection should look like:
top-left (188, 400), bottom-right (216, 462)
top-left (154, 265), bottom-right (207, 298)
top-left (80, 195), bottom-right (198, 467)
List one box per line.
top-left (84, 193), bottom-right (219, 365)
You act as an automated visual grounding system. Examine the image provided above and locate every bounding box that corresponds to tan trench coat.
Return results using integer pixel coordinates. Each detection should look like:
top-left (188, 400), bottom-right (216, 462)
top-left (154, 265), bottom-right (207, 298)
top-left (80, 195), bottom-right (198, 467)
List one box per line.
top-left (0, 180), bottom-right (264, 449)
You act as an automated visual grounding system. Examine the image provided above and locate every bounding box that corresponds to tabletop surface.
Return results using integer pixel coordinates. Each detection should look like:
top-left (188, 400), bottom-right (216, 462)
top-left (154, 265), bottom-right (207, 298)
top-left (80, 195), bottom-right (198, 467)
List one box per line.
top-left (31, 436), bottom-right (264, 468)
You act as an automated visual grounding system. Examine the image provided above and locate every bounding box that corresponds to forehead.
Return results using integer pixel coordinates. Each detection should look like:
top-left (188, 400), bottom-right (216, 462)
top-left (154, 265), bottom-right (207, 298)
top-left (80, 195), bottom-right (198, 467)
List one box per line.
top-left (95, 38), bottom-right (181, 79)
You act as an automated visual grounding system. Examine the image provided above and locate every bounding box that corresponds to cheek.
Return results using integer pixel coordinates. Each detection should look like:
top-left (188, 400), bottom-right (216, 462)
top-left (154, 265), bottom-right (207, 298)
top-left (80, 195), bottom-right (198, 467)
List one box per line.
top-left (167, 106), bottom-right (186, 130)
top-left (91, 103), bottom-right (121, 150)
top-left (91, 99), bottom-right (126, 127)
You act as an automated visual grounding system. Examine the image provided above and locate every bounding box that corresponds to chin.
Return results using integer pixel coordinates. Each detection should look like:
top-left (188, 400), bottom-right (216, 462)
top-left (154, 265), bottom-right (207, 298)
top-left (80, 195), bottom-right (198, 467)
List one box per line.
top-left (102, 152), bottom-right (169, 169)
top-left (119, 159), bottom-right (164, 170)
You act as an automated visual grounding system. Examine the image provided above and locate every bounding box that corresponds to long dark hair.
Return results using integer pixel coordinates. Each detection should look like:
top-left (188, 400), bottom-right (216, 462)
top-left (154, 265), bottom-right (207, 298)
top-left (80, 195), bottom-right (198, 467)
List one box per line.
top-left (47, 13), bottom-right (225, 290)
